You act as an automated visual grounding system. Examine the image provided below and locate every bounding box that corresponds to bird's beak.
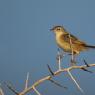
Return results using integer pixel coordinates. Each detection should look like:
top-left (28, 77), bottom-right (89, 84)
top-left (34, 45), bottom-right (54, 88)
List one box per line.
top-left (50, 28), bottom-right (54, 31)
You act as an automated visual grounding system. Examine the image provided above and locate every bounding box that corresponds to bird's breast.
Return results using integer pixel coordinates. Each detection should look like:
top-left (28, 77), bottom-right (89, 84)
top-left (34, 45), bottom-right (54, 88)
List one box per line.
top-left (56, 34), bottom-right (71, 52)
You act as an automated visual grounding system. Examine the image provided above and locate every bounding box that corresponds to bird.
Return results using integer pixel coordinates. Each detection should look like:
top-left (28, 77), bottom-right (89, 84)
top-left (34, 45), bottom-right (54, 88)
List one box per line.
top-left (51, 25), bottom-right (95, 65)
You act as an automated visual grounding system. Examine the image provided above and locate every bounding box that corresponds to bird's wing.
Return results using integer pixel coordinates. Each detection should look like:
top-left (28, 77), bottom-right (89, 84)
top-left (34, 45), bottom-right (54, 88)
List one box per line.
top-left (63, 33), bottom-right (86, 45)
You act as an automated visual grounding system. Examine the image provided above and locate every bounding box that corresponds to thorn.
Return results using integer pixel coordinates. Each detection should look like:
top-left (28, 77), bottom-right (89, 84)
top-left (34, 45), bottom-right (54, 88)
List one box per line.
top-left (83, 59), bottom-right (90, 67)
top-left (81, 68), bottom-right (93, 73)
top-left (33, 86), bottom-right (41, 95)
top-left (47, 64), bottom-right (54, 76)
top-left (49, 79), bottom-right (68, 89)
top-left (67, 70), bottom-right (84, 93)
top-left (24, 72), bottom-right (29, 90)
top-left (4, 82), bottom-right (19, 95)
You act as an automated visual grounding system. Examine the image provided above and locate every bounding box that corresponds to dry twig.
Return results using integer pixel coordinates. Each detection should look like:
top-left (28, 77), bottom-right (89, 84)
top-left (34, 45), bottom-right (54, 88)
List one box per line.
top-left (17, 63), bottom-right (95, 95)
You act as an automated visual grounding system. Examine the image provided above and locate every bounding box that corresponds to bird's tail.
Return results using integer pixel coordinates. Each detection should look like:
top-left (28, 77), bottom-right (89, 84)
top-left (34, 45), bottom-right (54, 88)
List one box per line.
top-left (85, 45), bottom-right (95, 49)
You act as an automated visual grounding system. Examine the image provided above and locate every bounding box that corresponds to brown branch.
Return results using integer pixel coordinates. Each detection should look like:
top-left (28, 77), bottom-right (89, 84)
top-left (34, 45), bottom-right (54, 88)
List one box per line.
top-left (18, 63), bottom-right (95, 95)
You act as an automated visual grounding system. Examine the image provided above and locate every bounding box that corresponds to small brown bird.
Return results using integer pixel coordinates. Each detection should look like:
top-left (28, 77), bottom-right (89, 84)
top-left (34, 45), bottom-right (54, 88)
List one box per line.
top-left (51, 26), bottom-right (95, 64)
top-left (51, 26), bottom-right (95, 54)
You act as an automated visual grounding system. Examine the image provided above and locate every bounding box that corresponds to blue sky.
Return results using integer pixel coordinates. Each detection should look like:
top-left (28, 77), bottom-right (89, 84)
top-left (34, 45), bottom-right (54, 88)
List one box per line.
top-left (0, 0), bottom-right (95, 95)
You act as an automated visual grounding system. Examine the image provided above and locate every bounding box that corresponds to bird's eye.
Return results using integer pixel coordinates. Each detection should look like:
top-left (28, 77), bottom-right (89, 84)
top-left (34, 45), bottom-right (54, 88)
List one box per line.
top-left (57, 28), bottom-right (61, 30)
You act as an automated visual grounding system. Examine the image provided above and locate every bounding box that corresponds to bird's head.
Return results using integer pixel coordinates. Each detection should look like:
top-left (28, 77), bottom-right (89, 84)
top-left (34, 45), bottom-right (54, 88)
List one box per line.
top-left (50, 26), bottom-right (66, 34)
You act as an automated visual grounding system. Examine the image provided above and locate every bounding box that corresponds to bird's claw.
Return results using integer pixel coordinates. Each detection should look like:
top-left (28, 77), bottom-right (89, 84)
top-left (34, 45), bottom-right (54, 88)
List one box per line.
top-left (71, 59), bottom-right (77, 66)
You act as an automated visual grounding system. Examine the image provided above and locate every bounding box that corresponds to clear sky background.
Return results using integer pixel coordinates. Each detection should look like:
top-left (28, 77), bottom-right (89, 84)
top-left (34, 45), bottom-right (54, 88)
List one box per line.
top-left (0, 0), bottom-right (95, 95)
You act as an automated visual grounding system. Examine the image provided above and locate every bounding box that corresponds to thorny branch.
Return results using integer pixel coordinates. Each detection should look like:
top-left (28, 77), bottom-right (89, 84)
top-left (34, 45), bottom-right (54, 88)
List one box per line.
top-left (6, 63), bottom-right (95, 95)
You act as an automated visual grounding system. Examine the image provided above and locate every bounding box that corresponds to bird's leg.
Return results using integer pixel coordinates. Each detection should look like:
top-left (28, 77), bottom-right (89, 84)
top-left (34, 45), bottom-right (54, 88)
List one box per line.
top-left (70, 54), bottom-right (76, 66)
top-left (56, 48), bottom-right (65, 71)
top-left (68, 33), bottom-right (76, 66)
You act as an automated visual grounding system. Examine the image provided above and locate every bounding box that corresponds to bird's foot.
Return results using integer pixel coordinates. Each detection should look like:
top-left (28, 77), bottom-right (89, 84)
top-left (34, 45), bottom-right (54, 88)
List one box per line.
top-left (70, 59), bottom-right (77, 66)
top-left (58, 66), bottom-right (62, 71)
